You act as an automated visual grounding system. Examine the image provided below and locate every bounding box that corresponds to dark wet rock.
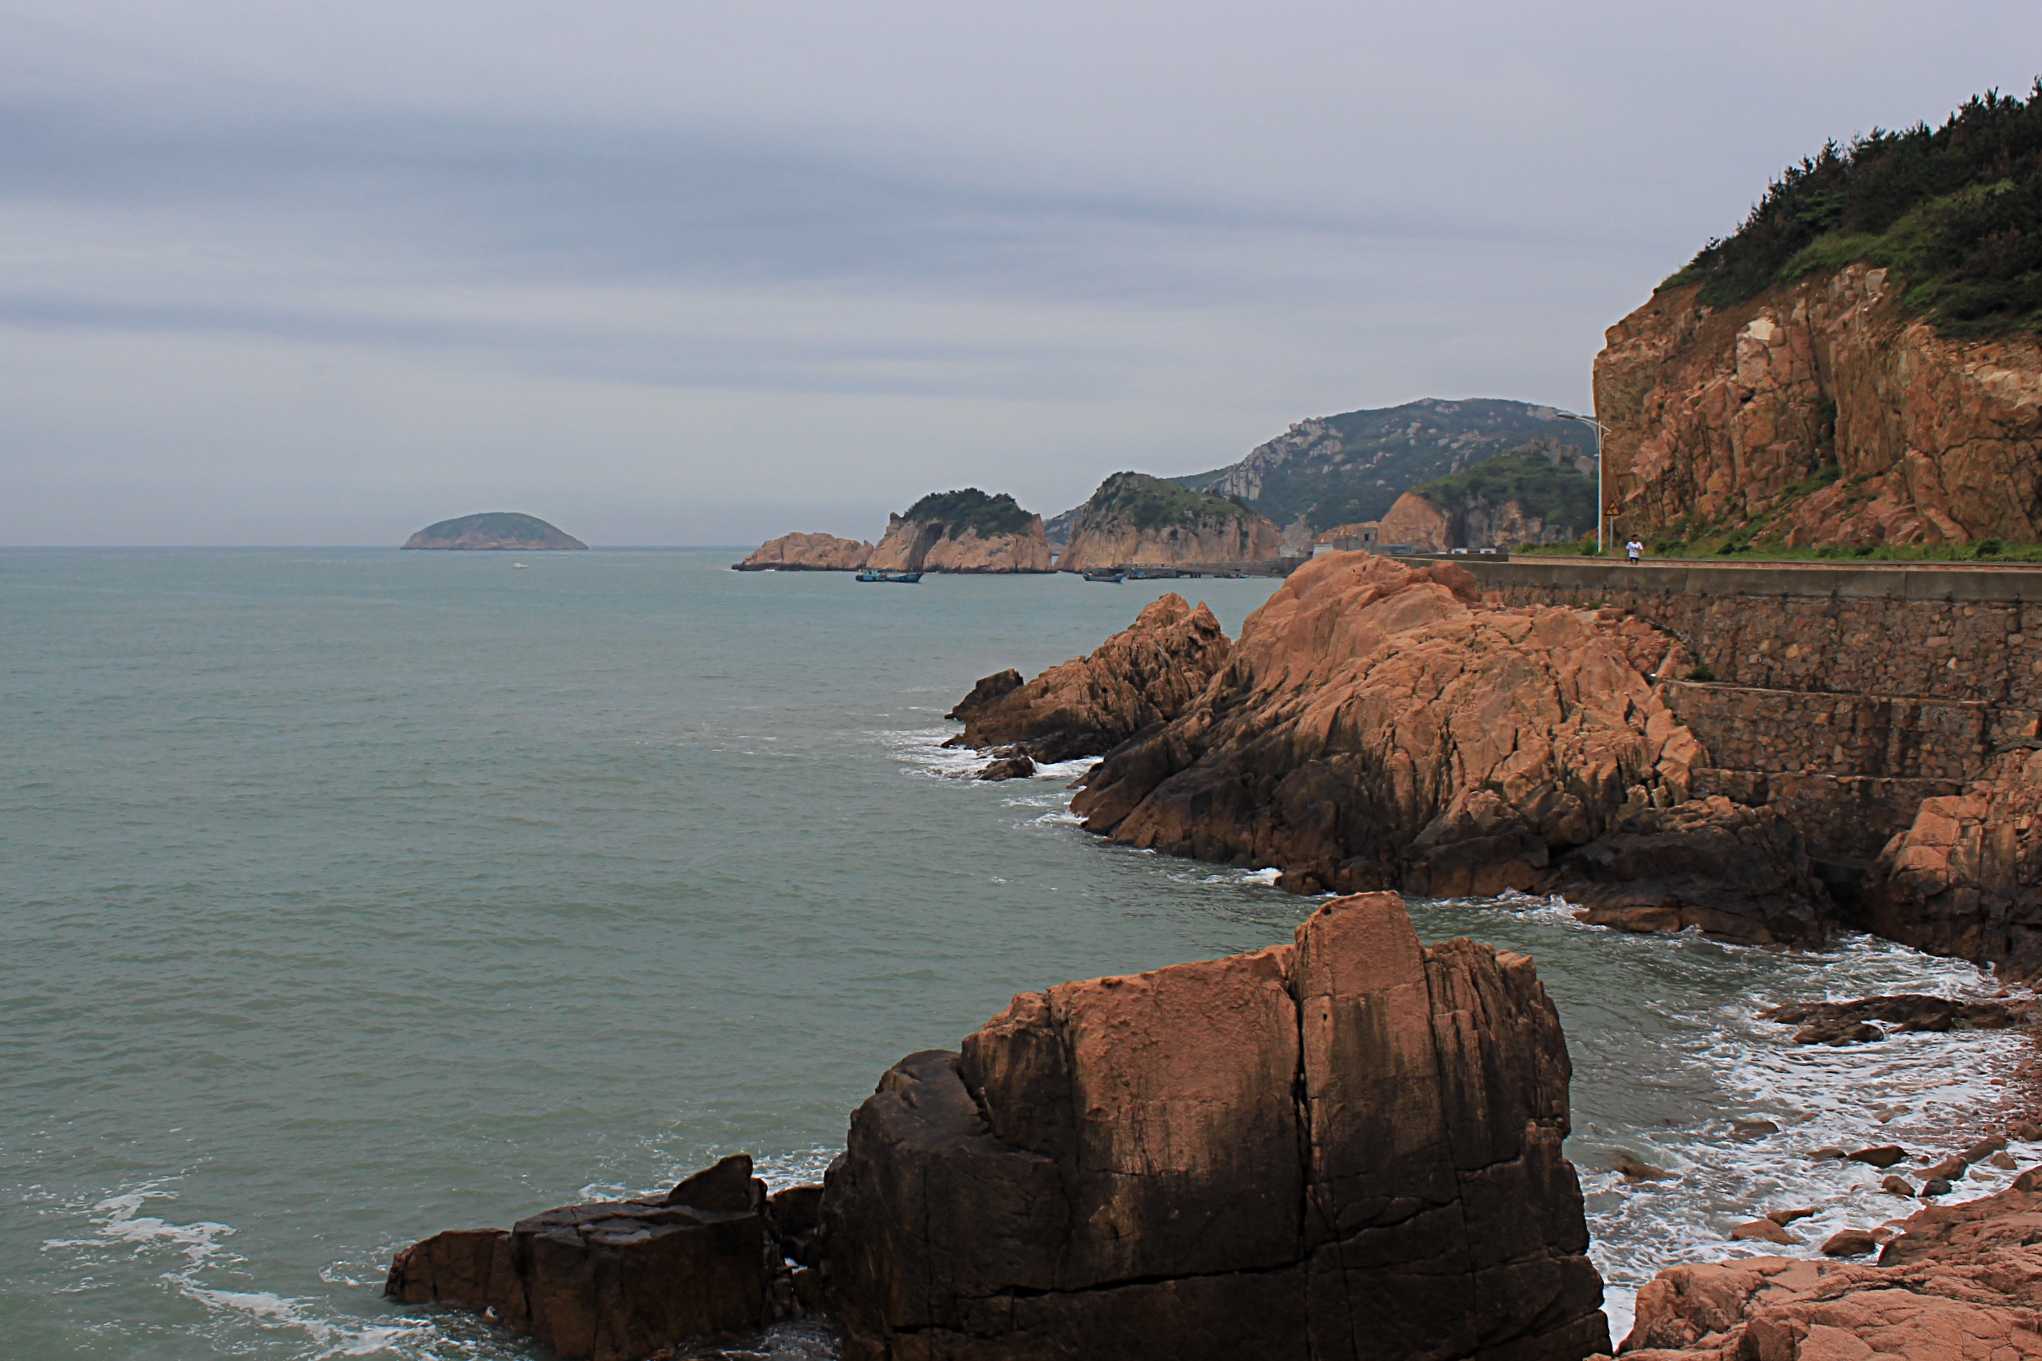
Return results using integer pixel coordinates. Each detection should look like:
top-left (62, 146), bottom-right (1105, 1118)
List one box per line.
top-left (1849, 1145), bottom-right (1907, 1169)
top-left (821, 891), bottom-right (1611, 1361)
top-left (766, 1186), bottom-right (824, 1268)
top-left (1551, 799), bottom-right (1831, 947)
top-left (1821, 1228), bottom-right (1879, 1257)
top-left (977, 749), bottom-right (1036, 781)
top-left (385, 1155), bottom-right (813, 1361)
top-left (1923, 1177), bottom-right (1955, 1196)
top-left (945, 594), bottom-right (1230, 762)
top-left (1766, 1207), bottom-right (1817, 1226)
top-left (1809, 1146), bottom-right (1846, 1161)
top-left (1965, 1134), bottom-right (2011, 1162)
top-left (945, 669), bottom-right (1023, 724)
top-left (1921, 1155), bottom-right (1970, 1182)
top-left (1883, 1174), bottom-right (1917, 1196)
top-left (1618, 1154), bottom-right (1676, 1182)
top-left (1731, 1120), bottom-right (1780, 1141)
top-left (1761, 993), bottom-right (2030, 1042)
top-left (1729, 1218), bottom-right (1797, 1244)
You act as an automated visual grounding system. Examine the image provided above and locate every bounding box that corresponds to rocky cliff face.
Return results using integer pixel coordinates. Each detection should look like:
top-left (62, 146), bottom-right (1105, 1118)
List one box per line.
top-left (737, 531), bottom-right (873, 570)
top-left (946, 593), bottom-right (1231, 762)
top-left (1058, 471), bottom-right (1282, 570)
top-left (823, 890), bottom-right (1610, 1361)
top-left (866, 513), bottom-right (1053, 573)
top-left (1597, 265), bottom-right (2042, 546)
top-left (1070, 552), bottom-right (1829, 943)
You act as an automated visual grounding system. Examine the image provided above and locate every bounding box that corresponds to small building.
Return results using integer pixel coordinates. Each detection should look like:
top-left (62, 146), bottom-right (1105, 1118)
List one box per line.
top-left (1311, 521), bottom-right (1380, 556)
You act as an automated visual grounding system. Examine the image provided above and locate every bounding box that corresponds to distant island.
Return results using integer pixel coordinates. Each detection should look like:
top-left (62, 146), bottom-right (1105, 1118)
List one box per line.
top-left (402, 512), bottom-right (588, 551)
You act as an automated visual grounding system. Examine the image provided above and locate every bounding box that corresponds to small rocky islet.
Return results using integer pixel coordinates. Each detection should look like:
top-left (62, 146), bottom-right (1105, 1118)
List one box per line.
top-left (402, 511), bottom-right (588, 551)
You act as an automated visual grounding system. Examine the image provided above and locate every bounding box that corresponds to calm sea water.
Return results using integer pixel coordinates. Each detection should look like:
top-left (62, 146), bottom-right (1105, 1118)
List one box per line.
top-left (4, 547), bottom-right (2035, 1358)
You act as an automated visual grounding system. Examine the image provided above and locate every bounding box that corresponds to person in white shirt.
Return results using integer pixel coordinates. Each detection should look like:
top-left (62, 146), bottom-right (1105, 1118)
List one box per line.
top-left (1626, 538), bottom-right (1644, 564)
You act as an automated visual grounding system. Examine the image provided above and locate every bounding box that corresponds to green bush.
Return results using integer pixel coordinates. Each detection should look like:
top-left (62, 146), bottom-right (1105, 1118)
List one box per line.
top-left (900, 488), bottom-right (1038, 538)
top-left (1662, 82), bottom-right (2042, 335)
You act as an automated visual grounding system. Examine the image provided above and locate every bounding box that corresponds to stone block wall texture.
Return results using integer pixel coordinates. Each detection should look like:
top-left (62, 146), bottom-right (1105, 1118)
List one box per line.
top-left (1461, 560), bottom-right (2042, 867)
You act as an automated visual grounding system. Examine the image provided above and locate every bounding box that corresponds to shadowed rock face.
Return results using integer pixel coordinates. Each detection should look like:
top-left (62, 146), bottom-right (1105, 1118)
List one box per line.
top-left (384, 1154), bottom-right (808, 1361)
top-left (821, 891), bottom-right (1610, 1361)
top-left (1069, 552), bottom-right (1828, 944)
top-left (1615, 1169), bottom-right (2042, 1359)
top-left (945, 593), bottom-right (1232, 763)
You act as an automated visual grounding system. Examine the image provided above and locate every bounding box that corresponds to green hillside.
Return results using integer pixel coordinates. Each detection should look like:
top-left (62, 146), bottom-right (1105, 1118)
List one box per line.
top-left (1408, 446), bottom-right (1596, 533)
top-left (1664, 82), bottom-right (2042, 335)
top-left (1185, 398), bottom-right (1598, 532)
top-left (899, 488), bottom-right (1037, 538)
top-left (1081, 471), bottom-right (1259, 530)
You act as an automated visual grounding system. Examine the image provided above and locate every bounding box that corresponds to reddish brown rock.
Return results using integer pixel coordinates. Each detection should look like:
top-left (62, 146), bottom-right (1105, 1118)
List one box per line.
top-left (1862, 747), bottom-right (2042, 982)
top-left (385, 1154), bottom-right (804, 1361)
top-left (1594, 264), bottom-right (2042, 549)
top-left (1729, 1219), bottom-right (1797, 1245)
top-left (1613, 1171), bottom-right (2042, 1359)
top-left (736, 532), bottom-right (874, 571)
top-left (946, 593), bottom-right (1232, 762)
top-left (1068, 552), bottom-right (1828, 942)
top-left (821, 891), bottom-right (1609, 1361)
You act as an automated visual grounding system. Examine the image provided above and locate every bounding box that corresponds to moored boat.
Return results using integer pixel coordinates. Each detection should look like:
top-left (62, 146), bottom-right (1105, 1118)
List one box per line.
top-left (856, 569), bottom-right (923, 583)
top-left (1082, 569), bottom-right (1124, 583)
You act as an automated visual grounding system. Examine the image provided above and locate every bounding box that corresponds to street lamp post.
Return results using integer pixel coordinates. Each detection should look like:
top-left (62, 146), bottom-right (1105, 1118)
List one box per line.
top-left (1557, 409), bottom-right (1611, 554)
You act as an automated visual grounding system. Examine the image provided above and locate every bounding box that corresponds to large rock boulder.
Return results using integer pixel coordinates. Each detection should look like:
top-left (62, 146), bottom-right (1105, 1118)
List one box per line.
top-left (737, 532), bottom-right (874, 570)
top-left (822, 891), bottom-right (1610, 1361)
top-left (1613, 1169), bottom-right (2042, 1359)
top-left (1861, 747), bottom-right (2042, 980)
top-left (946, 593), bottom-right (1232, 762)
top-left (1070, 552), bottom-right (1829, 943)
top-left (385, 1154), bottom-right (814, 1361)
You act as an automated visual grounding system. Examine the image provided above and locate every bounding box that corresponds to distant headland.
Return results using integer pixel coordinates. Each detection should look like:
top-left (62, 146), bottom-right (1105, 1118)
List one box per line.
top-left (402, 512), bottom-right (588, 551)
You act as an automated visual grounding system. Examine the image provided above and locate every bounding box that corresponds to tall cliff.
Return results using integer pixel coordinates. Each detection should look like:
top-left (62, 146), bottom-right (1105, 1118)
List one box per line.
top-left (1057, 471), bottom-right (1281, 570)
top-left (863, 489), bottom-right (1053, 573)
top-left (1597, 85), bottom-right (2042, 549)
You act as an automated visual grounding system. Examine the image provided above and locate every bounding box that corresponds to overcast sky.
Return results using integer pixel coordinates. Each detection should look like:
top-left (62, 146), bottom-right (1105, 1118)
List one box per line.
top-left (4, 2), bottom-right (2039, 545)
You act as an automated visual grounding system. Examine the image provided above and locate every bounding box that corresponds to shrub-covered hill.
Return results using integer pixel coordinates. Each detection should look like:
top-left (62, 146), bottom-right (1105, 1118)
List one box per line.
top-left (1191, 398), bottom-right (1599, 532)
top-left (1665, 81), bottom-right (2042, 335)
top-left (898, 488), bottom-right (1037, 539)
top-left (1407, 446), bottom-right (1597, 537)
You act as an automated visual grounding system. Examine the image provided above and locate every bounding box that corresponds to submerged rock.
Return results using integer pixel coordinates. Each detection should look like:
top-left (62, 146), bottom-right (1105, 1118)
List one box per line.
top-left (822, 890), bottom-right (1611, 1361)
top-left (1761, 992), bottom-right (2031, 1046)
top-left (946, 593), bottom-right (1232, 762)
top-left (385, 1154), bottom-right (815, 1361)
top-left (1618, 1169), bottom-right (2042, 1358)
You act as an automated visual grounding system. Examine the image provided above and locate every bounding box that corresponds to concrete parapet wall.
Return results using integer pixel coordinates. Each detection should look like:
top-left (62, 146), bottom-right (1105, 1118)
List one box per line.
top-left (1662, 681), bottom-right (2002, 783)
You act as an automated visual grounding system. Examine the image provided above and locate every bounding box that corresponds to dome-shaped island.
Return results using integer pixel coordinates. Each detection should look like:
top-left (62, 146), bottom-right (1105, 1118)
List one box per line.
top-left (401, 512), bottom-right (588, 551)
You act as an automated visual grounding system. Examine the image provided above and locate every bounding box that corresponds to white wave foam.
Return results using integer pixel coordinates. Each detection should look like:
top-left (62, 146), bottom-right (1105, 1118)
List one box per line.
top-left (70, 1189), bottom-right (235, 1263)
top-left (179, 1284), bottom-right (423, 1355)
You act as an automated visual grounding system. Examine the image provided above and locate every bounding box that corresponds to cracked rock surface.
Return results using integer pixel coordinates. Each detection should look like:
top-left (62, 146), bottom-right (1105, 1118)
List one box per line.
top-left (821, 891), bottom-right (1611, 1361)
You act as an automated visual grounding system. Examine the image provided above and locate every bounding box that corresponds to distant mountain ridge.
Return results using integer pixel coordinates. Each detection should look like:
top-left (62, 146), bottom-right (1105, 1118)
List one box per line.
top-left (1177, 398), bottom-right (1599, 533)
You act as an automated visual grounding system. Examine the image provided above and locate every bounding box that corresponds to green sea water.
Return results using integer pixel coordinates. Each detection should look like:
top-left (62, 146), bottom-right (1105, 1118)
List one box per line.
top-left (3, 547), bottom-right (2034, 1357)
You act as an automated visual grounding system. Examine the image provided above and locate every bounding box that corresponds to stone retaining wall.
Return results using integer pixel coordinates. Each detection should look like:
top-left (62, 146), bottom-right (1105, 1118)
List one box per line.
top-left (1439, 558), bottom-right (2042, 881)
top-left (1468, 559), bottom-right (2042, 706)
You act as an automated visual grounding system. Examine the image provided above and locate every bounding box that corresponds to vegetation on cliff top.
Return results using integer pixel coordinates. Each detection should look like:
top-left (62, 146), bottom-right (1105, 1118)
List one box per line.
top-left (403, 511), bottom-right (586, 549)
top-left (1080, 472), bottom-right (1261, 531)
top-left (1407, 446), bottom-right (1596, 533)
top-left (1663, 81), bottom-right (2042, 334)
top-left (898, 488), bottom-right (1038, 538)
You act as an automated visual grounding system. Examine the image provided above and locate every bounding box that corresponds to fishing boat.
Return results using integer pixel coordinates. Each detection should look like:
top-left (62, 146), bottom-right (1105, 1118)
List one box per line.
top-left (1082, 569), bottom-right (1124, 583)
top-left (856, 569), bottom-right (923, 583)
